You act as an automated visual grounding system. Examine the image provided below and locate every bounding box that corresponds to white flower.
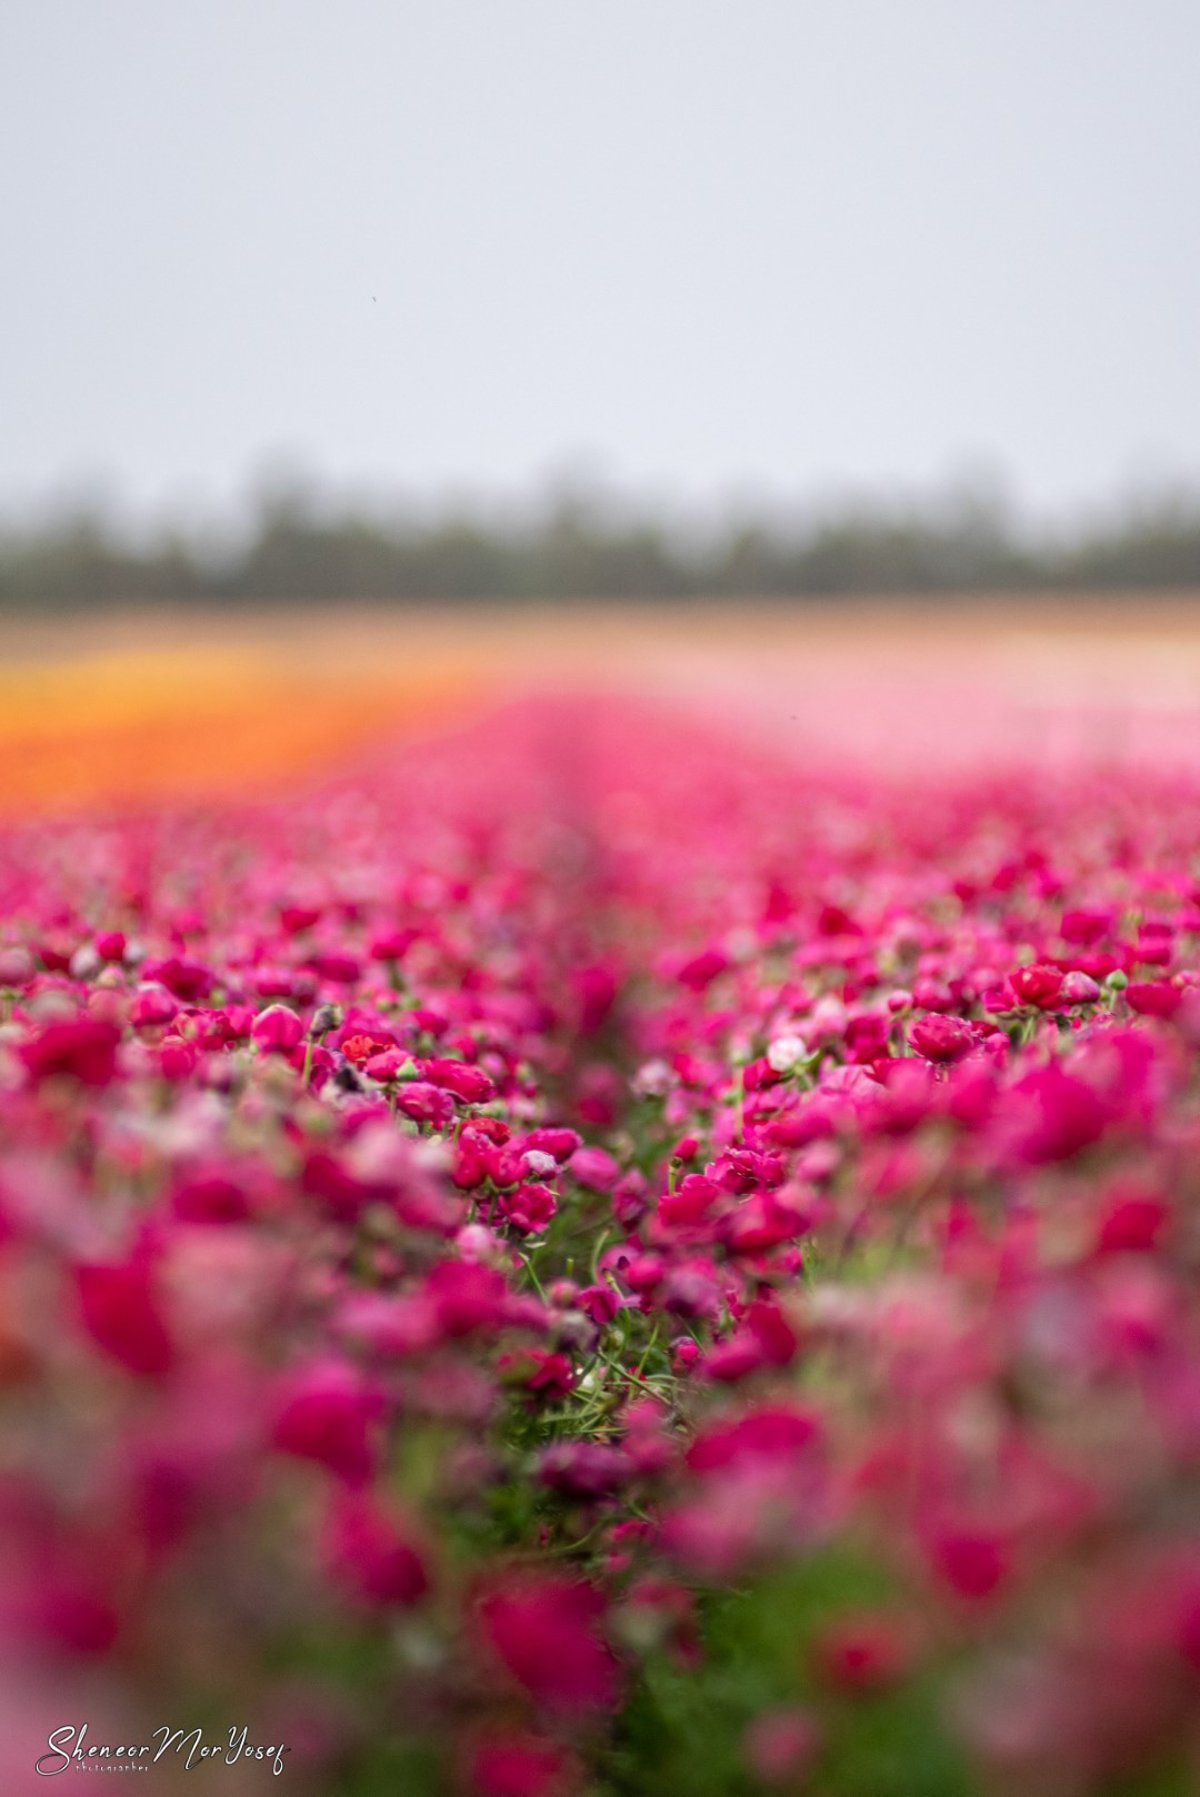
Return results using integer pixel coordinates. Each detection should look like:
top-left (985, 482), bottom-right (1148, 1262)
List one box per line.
top-left (632, 1058), bottom-right (673, 1098)
top-left (521, 1148), bottom-right (557, 1178)
top-left (767, 1034), bottom-right (808, 1074)
top-left (69, 944), bottom-right (100, 981)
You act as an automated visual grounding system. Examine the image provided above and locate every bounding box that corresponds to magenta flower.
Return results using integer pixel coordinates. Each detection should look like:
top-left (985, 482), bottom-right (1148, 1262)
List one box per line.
top-left (22, 1018), bottom-right (120, 1086)
top-left (250, 1003), bottom-right (305, 1054)
top-left (273, 1360), bottom-right (384, 1485)
top-left (476, 1574), bottom-right (620, 1715)
top-left (75, 1260), bottom-right (175, 1377)
top-left (321, 1490), bottom-right (429, 1607)
top-left (567, 1145), bottom-right (620, 1193)
top-left (909, 1013), bottom-right (975, 1063)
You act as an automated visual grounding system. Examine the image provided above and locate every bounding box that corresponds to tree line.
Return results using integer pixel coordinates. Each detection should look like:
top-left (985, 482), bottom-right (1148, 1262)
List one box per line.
top-left (3, 487), bottom-right (1200, 610)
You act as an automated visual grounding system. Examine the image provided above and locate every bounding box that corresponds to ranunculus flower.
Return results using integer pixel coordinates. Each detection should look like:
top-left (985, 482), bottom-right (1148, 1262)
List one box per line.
top-left (273, 1359), bottom-right (384, 1485)
top-left (463, 1732), bottom-right (574, 1797)
top-left (524, 1128), bottom-right (583, 1162)
top-left (676, 948), bottom-right (729, 991)
top-left (1126, 980), bottom-right (1182, 1019)
top-left (1009, 964), bottom-right (1064, 1008)
top-left (251, 1003), bottom-right (305, 1053)
top-left (499, 1182), bottom-right (558, 1234)
top-left (1094, 1190), bottom-right (1170, 1254)
top-left (22, 1018), bottom-right (120, 1086)
top-left (908, 1014), bottom-right (974, 1063)
top-left (321, 1491), bottom-right (429, 1607)
top-left (76, 1260), bottom-right (174, 1376)
top-left (476, 1574), bottom-right (620, 1715)
top-left (568, 1146), bottom-right (620, 1192)
top-left (424, 1058), bottom-right (496, 1104)
top-left (742, 1707), bottom-right (821, 1785)
top-left (925, 1526), bottom-right (1011, 1600)
top-left (394, 1081), bottom-right (456, 1127)
top-left (812, 1612), bottom-right (912, 1692)
top-left (425, 1261), bottom-right (509, 1338)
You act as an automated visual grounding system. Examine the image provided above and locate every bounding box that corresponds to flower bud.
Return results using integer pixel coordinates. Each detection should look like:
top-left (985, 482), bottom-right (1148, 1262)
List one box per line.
top-left (311, 1002), bottom-right (343, 1037)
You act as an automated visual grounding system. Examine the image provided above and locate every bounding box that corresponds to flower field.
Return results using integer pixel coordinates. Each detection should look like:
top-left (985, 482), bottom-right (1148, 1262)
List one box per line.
top-left (3, 624), bottom-right (1200, 1795)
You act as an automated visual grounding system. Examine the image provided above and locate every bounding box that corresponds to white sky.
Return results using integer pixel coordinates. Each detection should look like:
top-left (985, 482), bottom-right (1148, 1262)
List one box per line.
top-left (2, 1), bottom-right (1198, 528)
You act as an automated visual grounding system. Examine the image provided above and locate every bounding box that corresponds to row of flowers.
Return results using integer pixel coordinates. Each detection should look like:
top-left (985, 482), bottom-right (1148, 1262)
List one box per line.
top-left (1, 694), bottom-right (1198, 1795)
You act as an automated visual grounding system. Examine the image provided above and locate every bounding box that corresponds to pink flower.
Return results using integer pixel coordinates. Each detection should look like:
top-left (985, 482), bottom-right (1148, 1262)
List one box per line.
top-left (425, 1058), bottom-right (496, 1103)
top-left (426, 1261), bottom-right (509, 1338)
top-left (273, 1360), bottom-right (384, 1485)
top-left (171, 1170), bottom-right (249, 1224)
top-left (308, 950), bottom-right (361, 984)
top-left (676, 948), bottom-right (728, 991)
top-left (394, 1081), bottom-right (456, 1127)
top-left (523, 1128), bottom-right (583, 1162)
top-left (500, 1183), bottom-right (558, 1235)
top-left (76, 1260), bottom-right (174, 1377)
top-left (577, 1282), bottom-right (620, 1324)
top-left (369, 927), bottom-right (419, 961)
top-left (813, 1612), bottom-right (912, 1692)
top-left (686, 1403), bottom-right (822, 1473)
top-left (1094, 1190), bottom-right (1170, 1255)
top-left (463, 1732), bottom-right (574, 1797)
top-left (703, 1335), bottom-right (769, 1382)
top-left (279, 903), bottom-right (321, 934)
top-left (909, 1014), bottom-right (974, 1064)
top-left (360, 1047), bottom-right (407, 1081)
top-left (158, 1035), bottom-right (198, 1081)
top-left (140, 954), bottom-right (212, 1001)
top-left (503, 1348), bottom-right (576, 1400)
top-left (251, 1003), bottom-right (305, 1053)
top-left (1126, 980), bottom-right (1182, 1019)
top-left (1001, 1062), bottom-right (1109, 1165)
top-left (476, 1574), bottom-right (620, 1715)
top-left (1062, 907), bottom-right (1111, 945)
top-left (130, 983), bottom-right (181, 1028)
top-left (925, 1526), bottom-right (1011, 1600)
top-left (451, 1131), bottom-right (492, 1189)
top-left (1010, 964), bottom-right (1064, 1008)
top-left (22, 1018), bottom-right (120, 1087)
top-left (321, 1491), bottom-right (429, 1606)
top-left (657, 1173), bottom-right (722, 1230)
top-left (568, 1146), bottom-right (620, 1193)
top-left (573, 960), bottom-right (619, 1032)
top-left (742, 1706), bottom-right (821, 1785)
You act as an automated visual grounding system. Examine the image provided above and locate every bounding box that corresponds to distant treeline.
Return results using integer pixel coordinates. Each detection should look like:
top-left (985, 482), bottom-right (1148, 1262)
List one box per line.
top-left (3, 487), bottom-right (1200, 609)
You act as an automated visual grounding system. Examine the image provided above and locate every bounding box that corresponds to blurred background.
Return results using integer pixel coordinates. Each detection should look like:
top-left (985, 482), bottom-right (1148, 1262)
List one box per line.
top-left (2, 0), bottom-right (1200, 806)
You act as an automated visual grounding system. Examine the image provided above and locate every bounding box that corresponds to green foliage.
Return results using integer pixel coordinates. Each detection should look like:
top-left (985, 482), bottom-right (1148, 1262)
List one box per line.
top-left (603, 1550), bottom-right (975, 1797)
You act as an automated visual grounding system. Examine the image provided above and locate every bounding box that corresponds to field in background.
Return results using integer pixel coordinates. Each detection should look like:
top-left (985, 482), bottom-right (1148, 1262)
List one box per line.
top-left (3, 595), bottom-right (1200, 812)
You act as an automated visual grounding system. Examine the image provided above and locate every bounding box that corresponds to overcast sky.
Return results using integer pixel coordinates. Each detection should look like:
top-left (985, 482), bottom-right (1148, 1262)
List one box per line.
top-left (2, 1), bottom-right (1198, 527)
